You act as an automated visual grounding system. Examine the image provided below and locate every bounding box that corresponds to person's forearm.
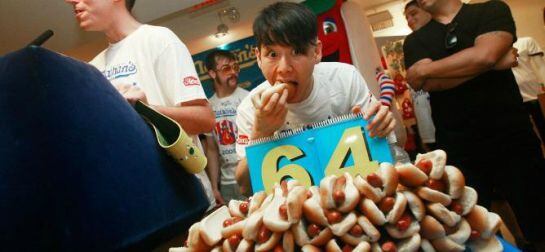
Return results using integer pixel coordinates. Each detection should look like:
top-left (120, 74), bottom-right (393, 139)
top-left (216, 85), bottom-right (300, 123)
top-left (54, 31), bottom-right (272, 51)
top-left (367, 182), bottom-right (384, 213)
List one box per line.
top-left (422, 32), bottom-right (513, 79)
top-left (422, 76), bottom-right (476, 92)
top-left (421, 47), bottom-right (497, 79)
top-left (205, 143), bottom-right (221, 191)
top-left (154, 105), bottom-right (215, 135)
top-left (235, 158), bottom-right (252, 196)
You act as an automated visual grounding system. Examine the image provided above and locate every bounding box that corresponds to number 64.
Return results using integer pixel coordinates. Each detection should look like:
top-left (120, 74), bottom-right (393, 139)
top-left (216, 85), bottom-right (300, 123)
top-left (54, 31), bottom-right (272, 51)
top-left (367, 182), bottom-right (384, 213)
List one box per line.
top-left (261, 126), bottom-right (379, 192)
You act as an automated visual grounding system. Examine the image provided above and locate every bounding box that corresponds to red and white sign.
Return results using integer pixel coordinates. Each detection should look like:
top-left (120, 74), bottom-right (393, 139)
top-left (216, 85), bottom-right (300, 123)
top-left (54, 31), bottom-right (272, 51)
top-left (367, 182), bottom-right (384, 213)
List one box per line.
top-left (183, 76), bottom-right (200, 86)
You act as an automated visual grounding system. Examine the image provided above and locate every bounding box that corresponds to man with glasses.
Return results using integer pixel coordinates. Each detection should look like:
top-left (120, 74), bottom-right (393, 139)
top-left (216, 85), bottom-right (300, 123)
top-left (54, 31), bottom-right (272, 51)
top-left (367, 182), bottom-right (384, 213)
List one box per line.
top-left (403, 0), bottom-right (545, 250)
top-left (204, 50), bottom-right (249, 203)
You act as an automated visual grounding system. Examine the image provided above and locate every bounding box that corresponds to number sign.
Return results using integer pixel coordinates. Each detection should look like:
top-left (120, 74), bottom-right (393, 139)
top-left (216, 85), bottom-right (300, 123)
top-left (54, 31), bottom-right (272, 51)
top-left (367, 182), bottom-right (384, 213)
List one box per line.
top-left (246, 115), bottom-right (394, 193)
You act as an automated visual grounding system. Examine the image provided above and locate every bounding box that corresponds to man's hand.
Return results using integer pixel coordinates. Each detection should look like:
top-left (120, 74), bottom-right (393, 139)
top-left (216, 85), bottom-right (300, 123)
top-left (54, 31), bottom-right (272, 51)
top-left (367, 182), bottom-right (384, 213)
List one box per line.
top-left (352, 101), bottom-right (396, 138)
top-left (406, 58), bottom-right (433, 90)
top-left (494, 47), bottom-right (518, 70)
top-left (213, 189), bottom-right (225, 205)
top-left (114, 83), bottom-right (147, 105)
top-left (251, 85), bottom-right (289, 139)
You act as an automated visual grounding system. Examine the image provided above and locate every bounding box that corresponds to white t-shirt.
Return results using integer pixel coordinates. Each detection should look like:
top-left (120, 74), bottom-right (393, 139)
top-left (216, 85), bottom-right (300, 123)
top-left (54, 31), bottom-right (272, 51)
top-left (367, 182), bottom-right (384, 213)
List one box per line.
top-left (513, 37), bottom-right (545, 102)
top-left (90, 24), bottom-right (216, 208)
top-left (411, 89), bottom-right (436, 143)
top-left (207, 87), bottom-right (249, 185)
top-left (235, 62), bottom-right (376, 158)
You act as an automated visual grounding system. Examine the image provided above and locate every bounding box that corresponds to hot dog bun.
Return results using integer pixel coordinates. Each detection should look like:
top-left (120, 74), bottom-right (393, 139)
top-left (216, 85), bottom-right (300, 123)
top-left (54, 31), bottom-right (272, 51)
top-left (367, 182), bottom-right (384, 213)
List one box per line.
top-left (325, 239), bottom-right (342, 252)
top-left (465, 205), bottom-right (489, 237)
top-left (385, 219), bottom-right (420, 239)
top-left (330, 211), bottom-right (358, 236)
top-left (291, 219), bottom-right (334, 247)
top-left (396, 163), bottom-right (428, 187)
top-left (337, 173), bottom-right (361, 213)
top-left (457, 186), bottom-right (477, 216)
top-left (447, 218), bottom-right (471, 245)
top-left (415, 186), bottom-right (452, 206)
top-left (303, 186), bottom-right (329, 226)
top-left (222, 218), bottom-right (247, 239)
top-left (427, 203), bottom-right (461, 227)
top-left (242, 211), bottom-right (263, 241)
top-left (341, 215), bottom-right (381, 245)
top-left (354, 175), bottom-right (385, 203)
top-left (286, 185), bottom-right (307, 224)
top-left (187, 222), bottom-right (211, 251)
top-left (282, 230), bottom-right (295, 252)
top-left (200, 205), bottom-right (231, 246)
top-left (320, 175), bottom-right (337, 209)
top-left (255, 231), bottom-right (282, 252)
top-left (444, 166), bottom-right (465, 199)
top-left (402, 191), bottom-right (425, 221)
top-left (249, 191), bottom-right (267, 214)
top-left (396, 233), bottom-right (421, 252)
top-left (420, 239), bottom-right (436, 252)
top-left (229, 200), bottom-right (247, 218)
top-left (379, 163), bottom-right (399, 196)
top-left (386, 192), bottom-right (408, 224)
top-left (263, 186), bottom-right (291, 232)
top-left (301, 244), bottom-right (321, 252)
top-left (360, 198), bottom-right (386, 226)
top-left (420, 215), bottom-right (446, 240)
top-left (431, 237), bottom-right (465, 252)
top-left (415, 149), bottom-right (447, 180)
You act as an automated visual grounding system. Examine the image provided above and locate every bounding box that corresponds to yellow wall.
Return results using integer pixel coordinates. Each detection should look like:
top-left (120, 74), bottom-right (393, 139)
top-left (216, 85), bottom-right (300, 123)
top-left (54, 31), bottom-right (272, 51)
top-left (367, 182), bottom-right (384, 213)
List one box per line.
top-left (505, 0), bottom-right (545, 48)
top-left (471, 0), bottom-right (544, 48)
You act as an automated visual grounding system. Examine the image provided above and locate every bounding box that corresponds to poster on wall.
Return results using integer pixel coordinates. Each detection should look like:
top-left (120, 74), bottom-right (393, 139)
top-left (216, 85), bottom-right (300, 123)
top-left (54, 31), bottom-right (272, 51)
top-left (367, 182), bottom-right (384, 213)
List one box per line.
top-left (191, 36), bottom-right (265, 98)
top-left (381, 39), bottom-right (416, 127)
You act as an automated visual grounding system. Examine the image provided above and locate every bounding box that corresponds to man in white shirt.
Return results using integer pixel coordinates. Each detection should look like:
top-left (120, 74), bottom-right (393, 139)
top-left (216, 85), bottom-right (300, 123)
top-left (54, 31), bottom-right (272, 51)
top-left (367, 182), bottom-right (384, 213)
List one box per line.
top-left (513, 37), bottom-right (545, 143)
top-left (235, 2), bottom-right (396, 195)
top-left (204, 50), bottom-right (249, 203)
top-left (65, 0), bottom-right (217, 208)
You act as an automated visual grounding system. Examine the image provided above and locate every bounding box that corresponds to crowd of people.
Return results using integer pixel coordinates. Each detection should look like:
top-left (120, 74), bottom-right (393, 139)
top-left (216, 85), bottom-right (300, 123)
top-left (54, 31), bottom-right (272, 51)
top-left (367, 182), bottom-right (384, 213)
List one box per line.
top-left (64, 0), bottom-right (545, 250)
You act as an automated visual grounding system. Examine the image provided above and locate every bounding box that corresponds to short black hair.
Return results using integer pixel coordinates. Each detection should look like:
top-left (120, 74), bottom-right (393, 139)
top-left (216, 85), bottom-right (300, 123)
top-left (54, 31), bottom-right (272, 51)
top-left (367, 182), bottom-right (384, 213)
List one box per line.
top-left (126, 0), bottom-right (136, 11)
top-left (205, 49), bottom-right (236, 71)
top-left (404, 0), bottom-right (418, 12)
top-left (253, 2), bottom-right (317, 53)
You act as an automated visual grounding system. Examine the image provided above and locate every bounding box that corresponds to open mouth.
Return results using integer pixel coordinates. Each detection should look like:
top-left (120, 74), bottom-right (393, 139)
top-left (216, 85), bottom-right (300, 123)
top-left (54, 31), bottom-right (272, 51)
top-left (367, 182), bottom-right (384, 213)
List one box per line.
top-left (74, 9), bottom-right (84, 17)
top-left (277, 80), bottom-right (298, 86)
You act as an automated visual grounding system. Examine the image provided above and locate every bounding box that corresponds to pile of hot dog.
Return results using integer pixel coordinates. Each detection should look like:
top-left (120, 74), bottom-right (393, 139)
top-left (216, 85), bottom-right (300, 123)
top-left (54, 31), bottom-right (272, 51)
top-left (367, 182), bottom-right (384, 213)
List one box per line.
top-left (171, 150), bottom-right (504, 252)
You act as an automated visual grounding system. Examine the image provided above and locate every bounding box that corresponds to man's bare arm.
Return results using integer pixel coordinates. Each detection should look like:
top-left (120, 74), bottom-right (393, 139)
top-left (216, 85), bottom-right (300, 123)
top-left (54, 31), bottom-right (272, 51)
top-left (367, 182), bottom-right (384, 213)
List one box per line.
top-left (204, 136), bottom-right (221, 191)
top-left (421, 76), bottom-right (475, 92)
top-left (204, 135), bottom-right (224, 204)
top-left (406, 31), bottom-right (514, 89)
top-left (153, 99), bottom-right (215, 135)
top-left (235, 158), bottom-right (252, 196)
top-left (421, 31), bottom-right (514, 78)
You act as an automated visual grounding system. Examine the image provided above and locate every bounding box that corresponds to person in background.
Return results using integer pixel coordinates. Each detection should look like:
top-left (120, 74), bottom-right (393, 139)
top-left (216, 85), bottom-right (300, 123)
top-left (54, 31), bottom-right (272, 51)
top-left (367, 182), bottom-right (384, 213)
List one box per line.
top-left (234, 2), bottom-right (397, 195)
top-left (404, 0), bottom-right (436, 151)
top-left (403, 0), bottom-right (545, 250)
top-left (65, 0), bottom-right (217, 208)
top-left (513, 37), bottom-right (545, 144)
top-left (404, 0), bottom-right (432, 31)
top-left (204, 49), bottom-right (249, 204)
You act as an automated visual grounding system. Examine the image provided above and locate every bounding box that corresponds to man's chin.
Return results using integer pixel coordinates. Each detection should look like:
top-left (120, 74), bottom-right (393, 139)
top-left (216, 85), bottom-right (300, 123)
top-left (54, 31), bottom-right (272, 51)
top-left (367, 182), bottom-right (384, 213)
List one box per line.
top-left (228, 79), bottom-right (238, 88)
top-left (79, 23), bottom-right (98, 32)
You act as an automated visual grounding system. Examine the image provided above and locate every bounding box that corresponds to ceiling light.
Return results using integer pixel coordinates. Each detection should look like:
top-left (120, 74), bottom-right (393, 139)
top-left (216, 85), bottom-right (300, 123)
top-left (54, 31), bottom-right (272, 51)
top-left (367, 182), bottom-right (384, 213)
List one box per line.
top-left (213, 7), bottom-right (239, 39)
top-left (215, 23), bottom-right (229, 38)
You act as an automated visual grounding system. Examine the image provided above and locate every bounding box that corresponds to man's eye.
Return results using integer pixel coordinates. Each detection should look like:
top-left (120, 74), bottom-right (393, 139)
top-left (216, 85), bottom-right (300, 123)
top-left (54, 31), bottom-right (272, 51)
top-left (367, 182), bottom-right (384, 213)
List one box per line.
top-left (267, 51), bottom-right (277, 57)
top-left (293, 49), bottom-right (304, 55)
